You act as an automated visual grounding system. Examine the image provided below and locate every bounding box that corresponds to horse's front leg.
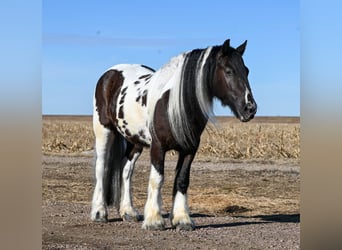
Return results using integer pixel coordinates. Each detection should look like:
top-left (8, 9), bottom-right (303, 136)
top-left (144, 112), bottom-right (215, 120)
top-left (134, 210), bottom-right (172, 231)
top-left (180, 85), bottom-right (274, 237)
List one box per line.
top-left (142, 142), bottom-right (165, 230)
top-left (170, 153), bottom-right (195, 231)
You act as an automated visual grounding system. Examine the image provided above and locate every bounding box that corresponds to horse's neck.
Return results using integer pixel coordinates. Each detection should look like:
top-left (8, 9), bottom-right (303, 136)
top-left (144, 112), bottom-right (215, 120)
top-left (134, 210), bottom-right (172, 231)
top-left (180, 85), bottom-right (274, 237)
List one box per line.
top-left (187, 99), bottom-right (210, 138)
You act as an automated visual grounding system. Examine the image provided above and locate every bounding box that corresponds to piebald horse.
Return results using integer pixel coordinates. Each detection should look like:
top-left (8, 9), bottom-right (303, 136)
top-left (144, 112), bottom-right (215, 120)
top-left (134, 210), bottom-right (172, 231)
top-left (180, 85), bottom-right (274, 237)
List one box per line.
top-left (91, 39), bottom-right (257, 230)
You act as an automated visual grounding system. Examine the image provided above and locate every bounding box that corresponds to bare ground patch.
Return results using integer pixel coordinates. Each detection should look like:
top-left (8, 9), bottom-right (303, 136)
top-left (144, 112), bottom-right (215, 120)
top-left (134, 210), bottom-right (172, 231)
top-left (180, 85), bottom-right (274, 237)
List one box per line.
top-left (42, 154), bottom-right (299, 249)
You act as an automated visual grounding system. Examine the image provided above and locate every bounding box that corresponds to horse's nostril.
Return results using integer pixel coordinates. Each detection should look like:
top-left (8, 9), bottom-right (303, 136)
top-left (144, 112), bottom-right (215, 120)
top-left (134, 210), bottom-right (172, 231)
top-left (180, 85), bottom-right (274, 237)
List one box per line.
top-left (245, 102), bottom-right (256, 113)
top-left (250, 103), bottom-right (257, 113)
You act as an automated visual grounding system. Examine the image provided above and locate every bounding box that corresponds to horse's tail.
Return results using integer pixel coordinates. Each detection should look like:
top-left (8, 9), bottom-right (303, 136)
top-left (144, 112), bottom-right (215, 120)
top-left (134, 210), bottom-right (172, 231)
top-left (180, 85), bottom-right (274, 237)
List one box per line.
top-left (104, 131), bottom-right (126, 210)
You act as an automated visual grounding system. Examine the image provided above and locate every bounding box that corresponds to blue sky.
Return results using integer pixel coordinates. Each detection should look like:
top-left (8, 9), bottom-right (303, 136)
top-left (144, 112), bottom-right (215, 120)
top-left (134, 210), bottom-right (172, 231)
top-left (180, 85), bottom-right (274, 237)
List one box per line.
top-left (43, 0), bottom-right (299, 116)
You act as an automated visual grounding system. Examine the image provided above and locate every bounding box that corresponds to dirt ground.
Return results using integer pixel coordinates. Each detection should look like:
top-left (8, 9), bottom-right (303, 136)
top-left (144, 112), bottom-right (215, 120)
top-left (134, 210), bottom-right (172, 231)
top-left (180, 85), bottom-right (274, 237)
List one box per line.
top-left (42, 152), bottom-right (300, 249)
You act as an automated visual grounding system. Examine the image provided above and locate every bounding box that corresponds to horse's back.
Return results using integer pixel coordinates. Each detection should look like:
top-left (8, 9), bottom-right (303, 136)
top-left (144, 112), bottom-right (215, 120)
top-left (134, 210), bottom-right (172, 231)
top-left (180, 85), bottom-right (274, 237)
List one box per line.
top-left (94, 64), bottom-right (155, 146)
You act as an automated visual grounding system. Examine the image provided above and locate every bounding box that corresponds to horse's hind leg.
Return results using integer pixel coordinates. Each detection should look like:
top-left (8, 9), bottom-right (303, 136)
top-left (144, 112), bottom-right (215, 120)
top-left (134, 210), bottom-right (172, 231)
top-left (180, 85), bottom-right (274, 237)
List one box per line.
top-left (120, 144), bottom-right (142, 222)
top-left (91, 114), bottom-right (113, 222)
top-left (170, 153), bottom-right (195, 231)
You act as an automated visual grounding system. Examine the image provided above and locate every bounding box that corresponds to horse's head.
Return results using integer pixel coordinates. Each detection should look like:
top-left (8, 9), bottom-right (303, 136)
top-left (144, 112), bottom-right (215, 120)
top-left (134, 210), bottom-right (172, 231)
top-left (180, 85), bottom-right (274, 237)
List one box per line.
top-left (212, 39), bottom-right (257, 122)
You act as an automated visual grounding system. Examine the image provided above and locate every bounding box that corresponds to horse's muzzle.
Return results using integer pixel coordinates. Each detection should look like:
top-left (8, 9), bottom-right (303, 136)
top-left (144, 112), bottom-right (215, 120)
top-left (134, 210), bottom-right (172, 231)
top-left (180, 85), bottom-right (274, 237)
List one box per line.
top-left (240, 101), bottom-right (257, 122)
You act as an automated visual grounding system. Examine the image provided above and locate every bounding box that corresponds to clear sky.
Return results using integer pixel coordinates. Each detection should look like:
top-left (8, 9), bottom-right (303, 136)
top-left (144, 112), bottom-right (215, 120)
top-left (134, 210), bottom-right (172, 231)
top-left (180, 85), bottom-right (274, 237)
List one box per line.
top-left (43, 0), bottom-right (299, 116)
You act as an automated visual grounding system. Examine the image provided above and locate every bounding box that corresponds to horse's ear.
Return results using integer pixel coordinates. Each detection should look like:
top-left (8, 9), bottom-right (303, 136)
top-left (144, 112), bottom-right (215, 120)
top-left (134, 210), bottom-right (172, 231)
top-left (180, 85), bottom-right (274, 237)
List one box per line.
top-left (221, 39), bottom-right (231, 55)
top-left (236, 40), bottom-right (247, 55)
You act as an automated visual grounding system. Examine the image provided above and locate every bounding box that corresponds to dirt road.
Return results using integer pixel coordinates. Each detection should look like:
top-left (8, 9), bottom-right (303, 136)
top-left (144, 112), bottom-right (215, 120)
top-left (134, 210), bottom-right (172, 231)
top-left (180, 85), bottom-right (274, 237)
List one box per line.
top-left (42, 154), bottom-right (299, 249)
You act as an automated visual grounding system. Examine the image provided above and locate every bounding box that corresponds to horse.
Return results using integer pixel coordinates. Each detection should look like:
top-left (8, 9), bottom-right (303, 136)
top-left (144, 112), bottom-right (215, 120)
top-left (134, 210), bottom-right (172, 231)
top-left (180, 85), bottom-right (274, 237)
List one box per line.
top-left (91, 39), bottom-right (257, 231)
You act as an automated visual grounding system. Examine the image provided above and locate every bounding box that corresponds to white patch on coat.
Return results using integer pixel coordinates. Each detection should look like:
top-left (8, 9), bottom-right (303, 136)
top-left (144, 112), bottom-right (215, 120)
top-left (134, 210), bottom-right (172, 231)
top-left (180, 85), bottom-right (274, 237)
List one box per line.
top-left (104, 49), bottom-right (213, 147)
top-left (108, 64), bottom-right (154, 145)
top-left (245, 87), bottom-right (251, 105)
top-left (172, 191), bottom-right (192, 226)
top-left (146, 53), bottom-right (186, 130)
top-left (119, 152), bottom-right (140, 218)
top-left (106, 55), bottom-right (191, 145)
top-left (91, 99), bottom-right (113, 221)
top-left (142, 165), bottom-right (164, 229)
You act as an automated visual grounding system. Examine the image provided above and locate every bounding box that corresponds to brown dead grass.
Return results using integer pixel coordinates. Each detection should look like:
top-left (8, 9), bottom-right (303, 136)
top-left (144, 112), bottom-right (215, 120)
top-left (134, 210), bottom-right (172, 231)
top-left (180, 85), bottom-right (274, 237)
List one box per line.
top-left (42, 116), bottom-right (300, 162)
top-left (199, 122), bottom-right (300, 161)
top-left (42, 120), bottom-right (94, 153)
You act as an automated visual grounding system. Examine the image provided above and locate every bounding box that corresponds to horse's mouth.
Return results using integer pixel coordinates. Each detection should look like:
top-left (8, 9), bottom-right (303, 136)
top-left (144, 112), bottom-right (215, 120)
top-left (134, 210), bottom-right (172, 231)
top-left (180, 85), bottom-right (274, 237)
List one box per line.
top-left (230, 108), bottom-right (254, 122)
top-left (225, 101), bottom-right (256, 122)
top-left (240, 113), bottom-right (255, 122)
top-left (238, 102), bottom-right (257, 122)
top-left (239, 110), bottom-right (256, 122)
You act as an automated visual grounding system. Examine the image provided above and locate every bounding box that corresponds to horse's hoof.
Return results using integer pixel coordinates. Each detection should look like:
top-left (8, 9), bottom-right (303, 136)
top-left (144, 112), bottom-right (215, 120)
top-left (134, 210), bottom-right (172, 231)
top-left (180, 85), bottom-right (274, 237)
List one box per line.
top-left (174, 222), bottom-right (195, 231)
top-left (142, 221), bottom-right (165, 231)
top-left (170, 214), bottom-right (195, 231)
top-left (91, 211), bottom-right (108, 223)
top-left (93, 217), bottom-right (108, 223)
top-left (122, 213), bottom-right (141, 222)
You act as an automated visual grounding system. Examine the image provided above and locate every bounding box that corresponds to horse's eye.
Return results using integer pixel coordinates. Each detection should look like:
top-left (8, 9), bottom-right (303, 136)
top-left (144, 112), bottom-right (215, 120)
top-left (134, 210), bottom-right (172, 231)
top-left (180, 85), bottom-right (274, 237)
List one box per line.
top-left (225, 70), bottom-right (233, 76)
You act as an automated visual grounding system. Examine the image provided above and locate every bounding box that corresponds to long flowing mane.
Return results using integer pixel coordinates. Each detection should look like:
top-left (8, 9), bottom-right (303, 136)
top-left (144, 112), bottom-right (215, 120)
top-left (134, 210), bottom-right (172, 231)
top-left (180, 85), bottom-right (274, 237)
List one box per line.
top-left (166, 46), bottom-right (221, 148)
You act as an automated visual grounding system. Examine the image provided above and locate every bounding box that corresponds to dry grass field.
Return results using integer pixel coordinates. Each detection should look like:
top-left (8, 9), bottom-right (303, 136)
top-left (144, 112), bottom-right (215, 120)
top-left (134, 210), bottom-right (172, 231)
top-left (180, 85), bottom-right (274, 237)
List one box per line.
top-left (42, 115), bottom-right (300, 162)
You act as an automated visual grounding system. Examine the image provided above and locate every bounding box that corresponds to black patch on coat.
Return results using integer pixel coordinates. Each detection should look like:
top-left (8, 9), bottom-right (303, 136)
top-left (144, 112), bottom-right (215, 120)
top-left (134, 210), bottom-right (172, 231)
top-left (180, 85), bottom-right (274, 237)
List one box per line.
top-left (125, 129), bottom-right (132, 137)
top-left (140, 90), bottom-right (148, 106)
top-left (118, 105), bottom-right (124, 119)
top-left (138, 130), bottom-right (145, 139)
top-left (94, 69), bottom-right (124, 129)
top-left (119, 93), bottom-right (126, 105)
top-left (141, 93), bottom-right (147, 107)
top-left (139, 74), bottom-right (152, 80)
top-left (141, 64), bottom-right (156, 72)
top-left (121, 86), bottom-right (128, 94)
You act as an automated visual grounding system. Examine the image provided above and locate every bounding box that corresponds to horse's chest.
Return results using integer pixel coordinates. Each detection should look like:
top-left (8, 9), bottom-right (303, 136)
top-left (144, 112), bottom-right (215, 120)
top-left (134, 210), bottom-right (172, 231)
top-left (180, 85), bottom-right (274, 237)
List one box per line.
top-left (115, 83), bottom-right (152, 146)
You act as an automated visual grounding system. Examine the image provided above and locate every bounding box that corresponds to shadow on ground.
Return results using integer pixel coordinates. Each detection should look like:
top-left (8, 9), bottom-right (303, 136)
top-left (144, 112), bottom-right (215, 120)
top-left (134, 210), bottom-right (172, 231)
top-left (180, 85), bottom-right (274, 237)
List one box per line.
top-left (195, 213), bottom-right (300, 230)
